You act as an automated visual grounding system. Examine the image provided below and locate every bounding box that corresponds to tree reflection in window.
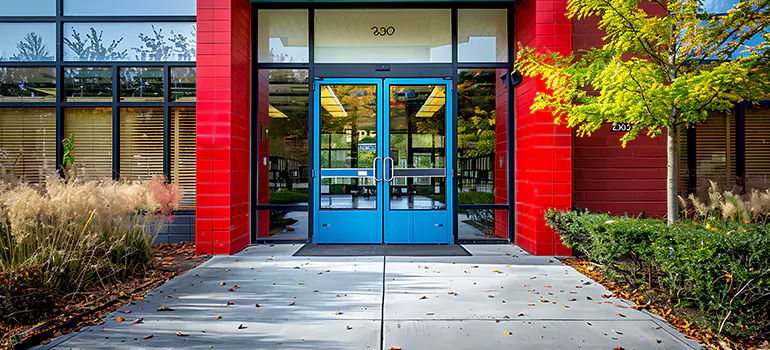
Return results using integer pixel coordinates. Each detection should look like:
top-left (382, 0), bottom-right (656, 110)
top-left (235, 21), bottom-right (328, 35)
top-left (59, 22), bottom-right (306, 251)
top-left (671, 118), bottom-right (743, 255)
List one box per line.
top-left (63, 24), bottom-right (196, 61)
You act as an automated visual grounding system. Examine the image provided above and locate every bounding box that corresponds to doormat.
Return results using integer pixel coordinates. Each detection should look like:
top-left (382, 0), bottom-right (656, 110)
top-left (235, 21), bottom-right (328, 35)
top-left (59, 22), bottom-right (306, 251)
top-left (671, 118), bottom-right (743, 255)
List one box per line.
top-left (292, 244), bottom-right (471, 257)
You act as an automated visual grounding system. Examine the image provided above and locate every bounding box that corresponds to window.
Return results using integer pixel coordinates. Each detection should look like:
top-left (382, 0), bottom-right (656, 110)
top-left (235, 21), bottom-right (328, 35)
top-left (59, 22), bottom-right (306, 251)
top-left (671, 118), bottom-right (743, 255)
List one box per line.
top-left (0, 108), bottom-right (55, 184)
top-left (170, 67), bottom-right (196, 102)
top-left (63, 67), bottom-right (113, 102)
top-left (0, 23), bottom-right (56, 61)
top-left (0, 68), bottom-right (56, 103)
top-left (64, 0), bottom-right (196, 16)
top-left (63, 108), bottom-right (113, 180)
top-left (119, 108), bottom-right (164, 181)
top-left (120, 67), bottom-right (164, 102)
top-left (690, 111), bottom-right (736, 197)
top-left (314, 9), bottom-right (452, 63)
top-left (745, 106), bottom-right (770, 190)
top-left (459, 9), bottom-right (508, 63)
top-left (257, 10), bottom-right (309, 63)
top-left (2, 0), bottom-right (56, 16)
top-left (170, 108), bottom-right (196, 209)
top-left (64, 22), bottom-right (196, 61)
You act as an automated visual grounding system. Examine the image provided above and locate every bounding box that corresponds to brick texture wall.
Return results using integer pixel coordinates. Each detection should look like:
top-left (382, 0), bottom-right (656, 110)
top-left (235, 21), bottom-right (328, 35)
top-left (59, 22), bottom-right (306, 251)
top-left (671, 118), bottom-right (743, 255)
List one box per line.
top-left (196, 0), bottom-right (252, 255)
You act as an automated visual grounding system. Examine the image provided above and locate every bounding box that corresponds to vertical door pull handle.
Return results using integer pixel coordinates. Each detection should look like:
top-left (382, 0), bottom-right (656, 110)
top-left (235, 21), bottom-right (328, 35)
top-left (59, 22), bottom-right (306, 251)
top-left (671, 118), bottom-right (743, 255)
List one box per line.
top-left (373, 156), bottom-right (383, 182)
top-left (384, 157), bottom-right (395, 182)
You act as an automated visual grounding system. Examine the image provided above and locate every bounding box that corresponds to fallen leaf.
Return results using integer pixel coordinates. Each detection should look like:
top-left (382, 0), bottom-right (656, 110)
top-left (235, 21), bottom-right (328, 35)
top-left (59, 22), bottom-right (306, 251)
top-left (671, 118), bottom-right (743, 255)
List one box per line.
top-left (238, 324), bottom-right (246, 329)
top-left (488, 294), bottom-right (495, 298)
top-left (615, 312), bottom-right (626, 318)
top-left (503, 331), bottom-right (512, 335)
top-left (220, 282), bottom-right (226, 286)
top-left (503, 315), bottom-right (510, 319)
top-left (601, 293), bottom-right (612, 299)
top-left (227, 301), bottom-right (234, 306)
top-left (157, 306), bottom-right (174, 311)
top-left (361, 307), bottom-right (367, 310)
top-left (562, 304), bottom-right (570, 308)
top-left (388, 348), bottom-right (402, 350)
top-left (133, 318), bottom-right (144, 324)
top-left (420, 295), bottom-right (428, 300)
top-left (547, 259), bottom-right (554, 263)
top-left (447, 292), bottom-right (457, 295)
top-left (177, 332), bottom-right (187, 337)
top-left (289, 301), bottom-right (296, 306)
top-left (567, 298), bottom-right (577, 301)
top-left (215, 315), bottom-right (222, 320)
top-left (133, 296), bottom-right (144, 300)
top-left (255, 303), bottom-right (260, 307)
top-left (544, 285), bottom-right (552, 288)
top-left (471, 266), bottom-right (479, 268)
top-left (612, 329), bottom-right (623, 335)
top-left (491, 270), bottom-right (500, 273)
top-left (527, 303), bottom-right (536, 306)
top-left (143, 335), bottom-right (153, 339)
top-left (123, 310), bottom-right (132, 314)
top-left (164, 295), bottom-right (173, 299)
top-left (313, 290), bottom-right (319, 293)
top-left (346, 325), bottom-right (352, 330)
top-left (517, 313), bottom-right (524, 317)
top-left (335, 311), bottom-right (343, 315)
top-left (115, 316), bottom-right (124, 322)
top-left (654, 338), bottom-right (661, 343)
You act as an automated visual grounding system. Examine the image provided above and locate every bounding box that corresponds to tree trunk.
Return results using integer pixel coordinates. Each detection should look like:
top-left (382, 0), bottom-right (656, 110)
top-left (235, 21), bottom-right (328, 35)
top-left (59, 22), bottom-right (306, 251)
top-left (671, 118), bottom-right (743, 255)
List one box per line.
top-left (666, 124), bottom-right (679, 223)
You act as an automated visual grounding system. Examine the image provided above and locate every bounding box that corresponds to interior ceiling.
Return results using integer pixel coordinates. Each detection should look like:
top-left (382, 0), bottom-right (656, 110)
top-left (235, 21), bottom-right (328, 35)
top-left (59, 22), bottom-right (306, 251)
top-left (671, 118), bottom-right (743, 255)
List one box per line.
top-left (262, 9), bottom-right (504, 48)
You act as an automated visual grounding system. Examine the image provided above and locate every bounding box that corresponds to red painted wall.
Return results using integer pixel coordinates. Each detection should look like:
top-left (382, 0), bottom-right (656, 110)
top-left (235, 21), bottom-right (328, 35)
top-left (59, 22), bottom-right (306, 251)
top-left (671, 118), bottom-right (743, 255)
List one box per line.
top-left (571, 4), bottom-right (668, 218)
top-left (514, 0), bottom-right (572, 256)
top-left (256, 70), bottom-right (270, 238)
top-left (494, 68), bottom-right (509, 238)
top-left (573, 126), bottom-right (667, 217)
top-left (195, 0), bottom-right (252, 255)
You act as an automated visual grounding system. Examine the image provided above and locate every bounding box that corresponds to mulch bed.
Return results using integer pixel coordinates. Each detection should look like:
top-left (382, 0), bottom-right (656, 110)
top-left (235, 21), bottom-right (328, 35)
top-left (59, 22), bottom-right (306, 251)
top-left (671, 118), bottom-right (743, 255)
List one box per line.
top-left (560, 258), bottom-right (770, 350)
top-left (0, 242), bottom-right (210, 350)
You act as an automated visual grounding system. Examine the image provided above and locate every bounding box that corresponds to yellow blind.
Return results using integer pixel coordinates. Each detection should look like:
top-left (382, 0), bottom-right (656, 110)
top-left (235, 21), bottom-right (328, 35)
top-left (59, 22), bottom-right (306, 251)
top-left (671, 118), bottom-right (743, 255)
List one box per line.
top-left (0, 108), bottom-right (56, 184)
top-left (119, 108), bottom-right (164, 181)
top-left (745, 106), bottom-right (770, 190)
top-left (63, 108), bottom-right (113, 180)
top-left (695, 111), bottom-right (735, 195)
top-left (170, 108), bottom-right (196, 209)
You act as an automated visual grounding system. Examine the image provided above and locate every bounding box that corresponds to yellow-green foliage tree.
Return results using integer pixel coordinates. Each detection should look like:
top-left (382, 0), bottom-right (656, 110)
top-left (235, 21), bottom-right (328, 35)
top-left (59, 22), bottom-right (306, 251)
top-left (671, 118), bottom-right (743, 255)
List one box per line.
top-left (516, 0), bottom-right (770, 222)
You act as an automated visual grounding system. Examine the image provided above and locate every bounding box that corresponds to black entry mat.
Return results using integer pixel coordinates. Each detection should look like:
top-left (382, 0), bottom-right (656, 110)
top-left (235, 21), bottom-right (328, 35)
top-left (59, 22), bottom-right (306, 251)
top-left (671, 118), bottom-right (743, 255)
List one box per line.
top-left (292, 244), bottom-right (471, 257)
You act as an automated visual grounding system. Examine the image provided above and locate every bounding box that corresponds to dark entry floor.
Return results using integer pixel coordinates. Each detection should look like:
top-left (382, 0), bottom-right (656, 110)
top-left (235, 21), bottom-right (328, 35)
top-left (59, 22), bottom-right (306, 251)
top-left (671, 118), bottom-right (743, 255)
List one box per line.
top-left (292, 244), bottom-right (472, 257)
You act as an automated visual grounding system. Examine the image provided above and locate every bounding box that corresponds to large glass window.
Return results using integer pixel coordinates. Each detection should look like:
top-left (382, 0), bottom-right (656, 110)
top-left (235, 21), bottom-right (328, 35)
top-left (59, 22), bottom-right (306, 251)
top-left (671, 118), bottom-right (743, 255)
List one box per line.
top-left (0, 108), bottom-right (55, 185)
top-left (257, 10), bottom-right (309, 63)
top-left (119, 108), bottom-right (164, 181)
top-left (171, 67), bottom-right (196, 102)
top-left (2, 0), bottom-right (56, 16)
top-left (64, 22), bottom-right (196, 61)
top-left (314, 9), bottom-right (452, 63)
top-left (459, 9), bottom-right (508, 63)
top-left (745, 105), bottom-right (770, 190)
top-left (170, 108), bottom-right (197, 209)
top-left (63, 108), bottom-right (113, 180)
top-left (120, 67), bottom-right (164, 102)
top-left (0, 23), bottom-right (56, 61)
top-left (64, 67), bottom-right (113, 102)
top-left (0, 68), bottom-right (56, 103)
top-left (64, 0), bottom-right (196, 16)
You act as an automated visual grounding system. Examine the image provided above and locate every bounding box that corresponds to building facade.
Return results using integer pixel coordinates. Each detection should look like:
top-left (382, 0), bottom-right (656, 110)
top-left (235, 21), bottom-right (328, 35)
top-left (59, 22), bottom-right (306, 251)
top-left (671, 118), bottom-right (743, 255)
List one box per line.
top-left (0, 0), bottom-right (766, 256)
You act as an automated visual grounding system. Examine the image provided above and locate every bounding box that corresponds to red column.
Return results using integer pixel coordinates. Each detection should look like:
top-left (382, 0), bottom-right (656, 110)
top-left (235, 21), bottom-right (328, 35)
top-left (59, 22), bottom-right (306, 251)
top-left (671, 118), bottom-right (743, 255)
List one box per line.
top-left (256, 70), bottom-right (270, 238)
top-left (514, 0), bottom-right (573, 256)
top-left (196, 0), bottom-right (252, 255)
top-left (494, 68), bottom-right (509, 238)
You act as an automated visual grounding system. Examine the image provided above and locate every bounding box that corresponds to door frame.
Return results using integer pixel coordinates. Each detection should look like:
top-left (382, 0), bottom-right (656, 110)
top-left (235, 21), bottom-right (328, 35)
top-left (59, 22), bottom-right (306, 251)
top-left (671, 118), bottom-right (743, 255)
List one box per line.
top-left (312, 77), bottom-right (455, 244)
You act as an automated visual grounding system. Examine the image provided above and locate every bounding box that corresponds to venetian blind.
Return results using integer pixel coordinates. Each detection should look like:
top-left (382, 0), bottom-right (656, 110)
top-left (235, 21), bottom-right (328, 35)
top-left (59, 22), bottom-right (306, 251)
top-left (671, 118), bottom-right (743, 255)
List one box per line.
top-left (170, 108), bottom-right (196, 209)
top-left (119, 108), bottom-right (164, 181)
top-left (0, 108), bottom-right (56, 184)
top-left (745, 106), bottom-right (770, 190)
top-left (695, 111), bottom-right (736, 196)
top-left (63, 108), bottom-right (113, 180)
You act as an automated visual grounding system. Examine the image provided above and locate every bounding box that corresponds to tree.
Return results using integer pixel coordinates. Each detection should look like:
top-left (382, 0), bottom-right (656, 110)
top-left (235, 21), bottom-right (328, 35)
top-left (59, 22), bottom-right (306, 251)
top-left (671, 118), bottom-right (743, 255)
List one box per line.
top-left (64, 27), bottom-right (128, 61)
top-left (11, 33), bottom-right (51, 61)
top-left (516, 0), bottom-right (770, 222)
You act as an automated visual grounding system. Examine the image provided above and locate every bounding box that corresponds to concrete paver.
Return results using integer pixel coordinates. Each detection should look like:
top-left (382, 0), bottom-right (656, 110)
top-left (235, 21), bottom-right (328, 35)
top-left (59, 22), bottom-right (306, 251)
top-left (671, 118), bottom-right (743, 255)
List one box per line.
top-left (40, 244), bottom-right (702, 350)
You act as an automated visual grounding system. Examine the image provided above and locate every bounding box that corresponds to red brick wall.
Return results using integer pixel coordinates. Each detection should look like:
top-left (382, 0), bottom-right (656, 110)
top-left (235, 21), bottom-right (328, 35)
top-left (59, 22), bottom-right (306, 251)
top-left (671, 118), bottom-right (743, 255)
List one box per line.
top-left (514, 0), bottom-right (572, 256)
top-left (196, 0), bottom-right (252, 255)
top-left (571, 4), bottom-right (668, 218)
top-left (573, 126), bottom-right (667, 217)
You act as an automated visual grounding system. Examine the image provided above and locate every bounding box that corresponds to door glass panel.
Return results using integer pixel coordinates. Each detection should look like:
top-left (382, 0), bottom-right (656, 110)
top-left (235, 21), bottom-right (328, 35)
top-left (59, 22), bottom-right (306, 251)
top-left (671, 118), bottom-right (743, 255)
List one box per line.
top-left (319, 84), bottom-right (378, 210)
top-left (389, 85), bottom-right (447, 210)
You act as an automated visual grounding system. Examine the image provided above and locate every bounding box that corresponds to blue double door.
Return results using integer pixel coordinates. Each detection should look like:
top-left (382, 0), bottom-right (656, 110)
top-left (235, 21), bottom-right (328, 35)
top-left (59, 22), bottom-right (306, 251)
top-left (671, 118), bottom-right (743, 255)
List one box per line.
top-left (313, 78), bottom-right (454, 244)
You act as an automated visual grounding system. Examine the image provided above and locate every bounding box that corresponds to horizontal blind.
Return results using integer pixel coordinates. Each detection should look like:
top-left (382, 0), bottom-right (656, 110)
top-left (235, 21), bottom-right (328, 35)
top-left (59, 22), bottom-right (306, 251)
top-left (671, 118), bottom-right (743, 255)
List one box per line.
top-left (745, 106), bottom-right (770, 190)
top-left (170, 108), bottom-right (196, 209)
top-left (119, 108), bottom-right (164, 181)
top-left (0, 108), bottom-right (56, 184)
top-left (63, 108), bottom-right (113, 180)
top-left (678, 126), bottom-right (690, 196)
top-left (695, 111), bottom-right (735, 196)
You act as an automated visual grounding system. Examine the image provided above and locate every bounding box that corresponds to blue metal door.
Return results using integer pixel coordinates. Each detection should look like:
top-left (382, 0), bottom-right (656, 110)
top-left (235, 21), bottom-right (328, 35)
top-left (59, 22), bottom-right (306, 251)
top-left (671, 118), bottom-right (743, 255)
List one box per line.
top-left (313, 78), bottom-right (453, 244)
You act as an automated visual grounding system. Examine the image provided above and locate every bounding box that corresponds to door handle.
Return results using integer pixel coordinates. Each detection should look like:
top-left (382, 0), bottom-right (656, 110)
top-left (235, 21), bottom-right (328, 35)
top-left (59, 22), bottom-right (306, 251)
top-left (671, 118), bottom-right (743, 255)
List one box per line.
top-left (384, 157), bottom-right (395, 182)
top-left (373, 156), bottom-right (383, 182)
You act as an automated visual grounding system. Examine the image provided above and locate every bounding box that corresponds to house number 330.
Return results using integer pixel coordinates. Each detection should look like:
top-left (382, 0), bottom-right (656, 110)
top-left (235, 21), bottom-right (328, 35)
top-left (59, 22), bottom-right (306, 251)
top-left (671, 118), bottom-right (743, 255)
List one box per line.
top-left (371, 26), bottom-right (396, 36)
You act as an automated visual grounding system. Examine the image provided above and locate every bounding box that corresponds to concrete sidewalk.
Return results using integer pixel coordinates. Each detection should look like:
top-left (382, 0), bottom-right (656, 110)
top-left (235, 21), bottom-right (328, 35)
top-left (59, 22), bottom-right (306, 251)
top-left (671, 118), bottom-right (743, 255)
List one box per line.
top-left (41, 244), bottom-right (703, 350)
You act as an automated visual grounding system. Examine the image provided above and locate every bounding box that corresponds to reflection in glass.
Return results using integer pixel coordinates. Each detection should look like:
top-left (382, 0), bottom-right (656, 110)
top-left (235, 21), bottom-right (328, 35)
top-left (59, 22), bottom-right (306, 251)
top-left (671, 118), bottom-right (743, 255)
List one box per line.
top-left (389, 85), bottom-right (447, 210)
top-left (258, 69), bottom-right (309, 206)
top-left (320, 84), bottom-right (378, 210)
top-left (119, 108), bottom-right (164, 181)
top-left (63, 108), bottom-right (113, 180)
top-left (0, 108), bottom-right (55, 185)
top-left (3, 0), bottom-right (56, 16)
top-left (170, 67), bottom-right (196, 102)
top-left (64, 0), bottom-right (195, 16)
top-left (459, 9), bottom-right (508, 62)
top-left (64, 22), bottom-right (196, 61)
top-left (171, 108), bottom-right (197, 209)
top-left (64, 67), bottom-right (113, 102)
top-left (257, 10), bottom-right (309, 63)
top-left (458, 208), bottom-right (509, 239)
top-left (315, 9), bottom-right (451, 63)
top-left (0, 68), bottom-right (56, 103)
top-left (258, 210), bottom-right (309, 240)
top-left (120, 67), bottom-right (164, 102)
top-left (0, 23), bottom-right (56, 61)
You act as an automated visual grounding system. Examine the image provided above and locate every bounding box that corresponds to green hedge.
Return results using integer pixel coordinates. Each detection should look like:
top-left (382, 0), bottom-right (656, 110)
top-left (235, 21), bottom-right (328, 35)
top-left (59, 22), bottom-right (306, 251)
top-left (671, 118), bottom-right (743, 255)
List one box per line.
top-left (269, 190), bottom-right (308, 204)
top-left (546, 210), bottom-right (770, 339)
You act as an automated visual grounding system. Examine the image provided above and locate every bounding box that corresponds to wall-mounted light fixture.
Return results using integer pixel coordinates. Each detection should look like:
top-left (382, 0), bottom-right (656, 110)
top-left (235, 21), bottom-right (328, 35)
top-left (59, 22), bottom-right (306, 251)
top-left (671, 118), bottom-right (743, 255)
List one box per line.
top-left (500, 69), bottom-right (524, 89)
